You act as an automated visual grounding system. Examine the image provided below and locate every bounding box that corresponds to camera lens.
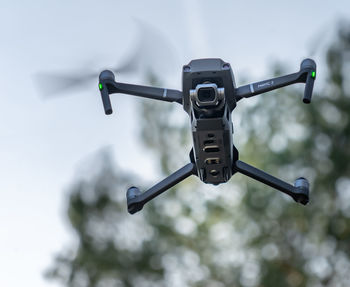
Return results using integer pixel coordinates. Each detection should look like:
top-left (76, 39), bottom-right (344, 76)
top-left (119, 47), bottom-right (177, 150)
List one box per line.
top-left (197, 87), bottom-right (216, 102)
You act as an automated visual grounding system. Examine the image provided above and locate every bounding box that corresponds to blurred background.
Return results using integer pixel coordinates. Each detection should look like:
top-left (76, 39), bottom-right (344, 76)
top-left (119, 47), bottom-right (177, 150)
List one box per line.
top-left (1, 0), bottom-right (350, 286)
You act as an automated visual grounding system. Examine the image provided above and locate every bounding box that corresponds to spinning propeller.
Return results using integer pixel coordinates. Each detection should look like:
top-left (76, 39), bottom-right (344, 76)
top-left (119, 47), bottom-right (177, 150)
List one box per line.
top-left (35, 19), bottom-right (177, 98)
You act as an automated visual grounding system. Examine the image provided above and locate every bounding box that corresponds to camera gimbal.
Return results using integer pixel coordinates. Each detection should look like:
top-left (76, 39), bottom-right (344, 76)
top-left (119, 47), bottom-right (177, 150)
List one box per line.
top-left (98, 58), bottom-right (316, 214)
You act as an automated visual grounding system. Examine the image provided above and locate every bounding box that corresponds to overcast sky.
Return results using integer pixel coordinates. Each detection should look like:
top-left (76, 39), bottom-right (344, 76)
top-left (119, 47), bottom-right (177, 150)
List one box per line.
top-left (1, 1), bottom-right (350, 286)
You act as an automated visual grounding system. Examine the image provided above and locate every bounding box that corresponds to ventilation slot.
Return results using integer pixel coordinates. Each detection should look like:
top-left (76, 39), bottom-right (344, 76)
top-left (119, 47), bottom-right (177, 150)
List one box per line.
top-left (204, 139), bottom-right (214, 145)
top-left (205, 158), bottom-right (221, 165)
top-left (203, 145), bottom-right (220, 153)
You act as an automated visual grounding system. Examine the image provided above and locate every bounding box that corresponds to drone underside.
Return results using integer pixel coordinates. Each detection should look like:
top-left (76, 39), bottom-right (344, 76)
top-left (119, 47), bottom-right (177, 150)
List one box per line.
top-left (98, 57), bottom-right (316, 214)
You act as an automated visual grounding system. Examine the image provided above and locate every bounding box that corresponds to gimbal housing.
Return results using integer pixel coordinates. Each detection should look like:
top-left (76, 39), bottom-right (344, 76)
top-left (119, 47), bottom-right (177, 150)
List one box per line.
top-left (98, 58), bottom-right (316, 214)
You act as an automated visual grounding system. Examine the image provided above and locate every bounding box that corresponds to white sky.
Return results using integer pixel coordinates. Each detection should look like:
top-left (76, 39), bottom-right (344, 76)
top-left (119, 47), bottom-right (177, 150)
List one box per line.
top-left (0, 1), bottom-right (349, 286)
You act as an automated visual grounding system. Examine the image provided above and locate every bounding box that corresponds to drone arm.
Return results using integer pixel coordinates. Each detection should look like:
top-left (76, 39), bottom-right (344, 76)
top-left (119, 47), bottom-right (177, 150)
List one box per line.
top-left (234, 160), bottom-right (309, 205)
top-left (235, 58), bottom-right (316, 103)
top-left (98, 70), bottom-right (182, 114)
top-left (126, 163), bottom-right (197, 214)
top-left (109, 81), bottom-right (182, 103)
top-left (235, 71), bottom-right (302, 98)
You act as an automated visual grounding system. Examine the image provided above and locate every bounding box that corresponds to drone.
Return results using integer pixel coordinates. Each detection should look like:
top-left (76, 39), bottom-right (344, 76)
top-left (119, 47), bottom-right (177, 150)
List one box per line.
top-left (98, 58), bottom-right (316, 214)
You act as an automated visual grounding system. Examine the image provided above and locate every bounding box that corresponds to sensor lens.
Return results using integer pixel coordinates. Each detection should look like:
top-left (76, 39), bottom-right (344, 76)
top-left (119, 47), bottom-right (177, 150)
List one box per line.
top-left (197, 87), bottom-right (216, 102)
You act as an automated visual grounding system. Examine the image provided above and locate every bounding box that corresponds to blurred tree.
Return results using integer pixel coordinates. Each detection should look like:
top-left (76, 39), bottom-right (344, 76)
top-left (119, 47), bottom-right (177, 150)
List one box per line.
top-left (236, 24), bottom-right (350, 286)
top-left (47, 24), bottom-right (350, 287)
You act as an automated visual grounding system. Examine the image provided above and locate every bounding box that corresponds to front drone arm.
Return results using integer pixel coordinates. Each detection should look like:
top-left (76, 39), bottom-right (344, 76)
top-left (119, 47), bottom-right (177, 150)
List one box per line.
top-left (98, 70), bottom-right (183, 114)
top-left (235, 58), bottom-right (316, 103)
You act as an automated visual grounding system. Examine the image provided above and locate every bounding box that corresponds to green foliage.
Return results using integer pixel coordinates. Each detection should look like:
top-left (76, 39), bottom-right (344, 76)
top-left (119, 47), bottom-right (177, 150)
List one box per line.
top-left (47, 25), bottom-right (350, 287)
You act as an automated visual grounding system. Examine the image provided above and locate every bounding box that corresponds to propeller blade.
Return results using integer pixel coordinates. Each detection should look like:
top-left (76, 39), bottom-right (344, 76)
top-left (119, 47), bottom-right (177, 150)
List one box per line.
top-left (35, 19), bottom-right (178, 98)
top-left (34, 71), bottom-right (97, 98)
top-left (134, 19), bottom-right (178, 76)
top-left (112, 51), bottom-right (141, 75)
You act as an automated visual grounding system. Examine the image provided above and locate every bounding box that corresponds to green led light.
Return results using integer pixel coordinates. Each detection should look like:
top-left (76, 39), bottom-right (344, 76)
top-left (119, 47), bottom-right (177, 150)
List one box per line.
top-left (311, 71), bottom-right (316, 78)
top-left (99, 83), bottom-right (103, 90)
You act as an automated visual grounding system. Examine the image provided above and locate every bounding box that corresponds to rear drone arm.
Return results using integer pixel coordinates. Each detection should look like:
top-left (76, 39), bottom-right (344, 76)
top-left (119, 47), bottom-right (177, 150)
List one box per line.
top-left (98, 70), bottom-right (183, 114)
top-left (235, 59), bottom-right (316, 103)
top-left (233, 160), bottom-right (309, 205)
top-left (126, 162), bottom-right (197, 214)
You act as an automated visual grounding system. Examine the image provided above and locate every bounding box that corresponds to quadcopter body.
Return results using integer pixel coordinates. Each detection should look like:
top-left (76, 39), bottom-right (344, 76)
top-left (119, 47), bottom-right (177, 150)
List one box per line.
top-left (98, 57), bottom-right (316, 214)
top-left (184, 59), bottom-right (236, 185)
